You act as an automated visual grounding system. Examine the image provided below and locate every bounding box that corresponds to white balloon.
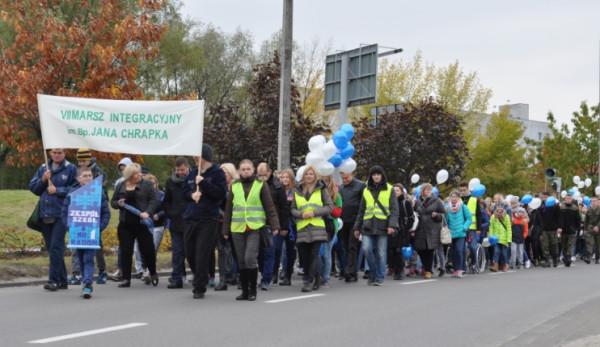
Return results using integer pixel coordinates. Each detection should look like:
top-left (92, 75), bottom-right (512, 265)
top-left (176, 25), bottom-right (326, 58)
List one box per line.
top-left (339, 158), bottom-right (357, 174)
top-left (305, 151), bottom-right (325, 166)
top-left (529, 197), bottom-right (542, 210)
top-left (561, 190), bottom-right (567, 198)
top-left (332, 170), bottom-right (343, 186)
top-left (436, 169), bottom-right (449, 185)
top-left (308, 135), bottom-right (327, 152)
top-left (315, 161), bottom-right (335, 176)
top-left (468, 178), bottom-right (481, 191)
top-left (572, 186), bottom-right (579, 193)
top-left (573, 176), bottom-right (581, 185)
top-left (320, 140), bottom-right (337, 159)
top-left (295, 165), bottom-right (306, 182)
top-left (577, 181), bottom-right (585, 189)
top-left (585, 178), bottom-right (593, 187)
top-left (595, 186), bottom-right (600, 196)
top-left (411, 174), bottom-right (420, 184)
top-left (574, 191), bottom-right (582, 200)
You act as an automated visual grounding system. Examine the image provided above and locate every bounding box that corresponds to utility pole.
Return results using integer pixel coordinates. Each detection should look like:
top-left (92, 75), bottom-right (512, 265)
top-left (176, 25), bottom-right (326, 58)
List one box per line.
top-left (277, 0), bottom-right (293, 171)
top-left (597, 40), bottom-right (600, 186)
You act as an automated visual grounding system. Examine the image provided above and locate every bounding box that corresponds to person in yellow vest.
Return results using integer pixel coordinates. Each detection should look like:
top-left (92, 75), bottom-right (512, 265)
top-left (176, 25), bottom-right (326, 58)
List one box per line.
top-left (223, 160), bottom-right (280, 301)
top-left (291, 166), bottom-right (334, 293)
top-left (353, 166), bottom-right (399, 286)
top-left (459, 182), bottom-right (485, 274)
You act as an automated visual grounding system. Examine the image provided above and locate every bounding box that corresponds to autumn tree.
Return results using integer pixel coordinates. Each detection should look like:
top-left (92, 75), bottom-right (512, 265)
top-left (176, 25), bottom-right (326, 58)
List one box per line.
top-left (465, 110), bottom-right (532, 194)
top-left (353, 99), bottom-right (468, 185)
top-left (0, 0), bottom-right (166, 165)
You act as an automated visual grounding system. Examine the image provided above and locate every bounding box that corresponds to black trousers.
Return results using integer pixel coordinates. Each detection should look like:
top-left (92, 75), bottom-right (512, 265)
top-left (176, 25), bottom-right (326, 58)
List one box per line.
top-left (296, 242), bottom-right (321, 284)
top-left (118, 221), bottom-right (156, 281)
top-left (184, 219), bottom-right (218, 292)
top-left (339, 222), bottom-right (359, 275)
top-left (273, 233), bottom-right (296, 280)
top-left (417, 249), bottom-right (435, 273)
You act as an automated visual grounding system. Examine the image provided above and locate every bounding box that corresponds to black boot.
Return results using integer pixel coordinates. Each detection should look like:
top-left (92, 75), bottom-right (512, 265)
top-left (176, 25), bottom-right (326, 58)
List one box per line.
top-left (248, 268), bottom-right (258, 301)
top-left (236, 269), bottom-right (249, 301)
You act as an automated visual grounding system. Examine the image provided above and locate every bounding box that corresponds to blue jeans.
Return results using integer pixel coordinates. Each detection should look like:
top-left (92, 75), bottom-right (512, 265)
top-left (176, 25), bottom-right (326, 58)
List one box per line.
top-left (320, 237), bottom-right (336, 283)
top-left (467, 231), bottom-right (479, 267)
top-left (361, 235), bottom-right (387, 282)
top-left (452, 237), bottom-right (466, 271)
top-left (493, 244), bottom-right (509, 266)
top-left (170, 229), bottom-right (185, 283)
top-left (76, 249), bottom-right (96, 286)
top-left (259, 241), bottom-right (275, 285)
top-left (41, 221), bottom-right (67, 284)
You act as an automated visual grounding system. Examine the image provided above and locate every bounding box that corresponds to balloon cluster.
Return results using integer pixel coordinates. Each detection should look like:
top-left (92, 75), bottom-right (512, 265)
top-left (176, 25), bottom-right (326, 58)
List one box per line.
top-left (300, 123), bottom-right (357, 184)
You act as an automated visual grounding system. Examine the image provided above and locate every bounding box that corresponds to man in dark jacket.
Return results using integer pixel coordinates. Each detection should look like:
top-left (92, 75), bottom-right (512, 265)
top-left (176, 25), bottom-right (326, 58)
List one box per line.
top-left (29, 148), bottom-right (78, 291)
top-left (558, 193), bottom-right (581, 267)
top-left (164, 157), bottom-right (191, 288)
top-left (257, 162), bottom-right (289, 290)
top-left (183, 144), bottom-right (228, 299)
top-left (540, 192), bottom-right (561, 267)
top-left (353, 166), bottom-right (399, 285)
top-left (339, 170), bottom-right (366, 282)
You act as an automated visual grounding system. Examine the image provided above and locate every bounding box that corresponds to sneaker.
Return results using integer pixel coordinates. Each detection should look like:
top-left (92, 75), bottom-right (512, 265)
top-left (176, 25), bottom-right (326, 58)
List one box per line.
top-left (82, 286), bottom-right (93, 299)
top-left (457, 271), bottom-right (464, 278)
top-left (133, 271), bottom-right (143, 279)
top-left (68, 275), bottom-right (81, 285)
top-left (438, 269), bottom-right (445, 278)
top-left (57, 282), bottom-right (69, 290)
top-left (108, 269), bottom-right (122, 282)
top-left (373, 280), bottom-right (383, 286)
top-left (279, 278), bottom-right (291, 286)
top-left (301, 283), bottom-right (312, 293)
top-left (424, 272), bottom-right (433, 280)
top-left (142, 270), bottom-right (151, 285)
top-left (393, 273), bottom-right (404, 281)
top-left (452, 271), bottom-right (458, 278)
top-left (525, 260), bottom-right (531, 269)
top-left (43, 282), bottom-right (59, 292)
top-left (96, 271), bottom-right (107, 285)
top-left (321, 281), bottom-right (330, 289)
top-left (208, 277), bottom-right (216, 288)
top-left (260, 282), bottom-right (270, 291)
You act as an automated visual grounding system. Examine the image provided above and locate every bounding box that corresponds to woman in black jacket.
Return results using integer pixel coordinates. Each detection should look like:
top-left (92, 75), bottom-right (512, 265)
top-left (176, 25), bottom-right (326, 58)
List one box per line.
top-left (389, 184), bottom-right (415, 280)
top-left (111, 163), bottom-right (159, 288)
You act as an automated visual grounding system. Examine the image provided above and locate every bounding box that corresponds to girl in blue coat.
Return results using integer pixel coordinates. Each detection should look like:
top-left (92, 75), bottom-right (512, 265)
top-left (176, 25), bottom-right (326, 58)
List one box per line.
top-left (445, 191), bottom-right (472, 277)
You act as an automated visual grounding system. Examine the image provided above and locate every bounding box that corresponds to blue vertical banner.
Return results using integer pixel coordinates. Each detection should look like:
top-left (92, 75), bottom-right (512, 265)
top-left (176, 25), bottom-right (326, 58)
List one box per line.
top-left (67, 176), bottom-right (103, 249)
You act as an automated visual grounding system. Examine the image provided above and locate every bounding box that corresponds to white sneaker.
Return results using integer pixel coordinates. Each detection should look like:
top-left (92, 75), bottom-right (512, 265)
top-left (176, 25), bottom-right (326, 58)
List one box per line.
top-left (525, 260), bottom-right (531, 269)
top-left (571, 256), bottom-right (577, 262)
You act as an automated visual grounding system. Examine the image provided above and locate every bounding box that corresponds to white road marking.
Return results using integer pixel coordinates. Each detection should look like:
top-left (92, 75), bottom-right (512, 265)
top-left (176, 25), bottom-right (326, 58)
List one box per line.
top-left (400, 279), bottom-right (438, 285)
top-left (489, 270), bottom-right (516, 275)
top-left (28, 322), bottom-right (148, 344)
top-left (265, 294), bottom-right (325, 303)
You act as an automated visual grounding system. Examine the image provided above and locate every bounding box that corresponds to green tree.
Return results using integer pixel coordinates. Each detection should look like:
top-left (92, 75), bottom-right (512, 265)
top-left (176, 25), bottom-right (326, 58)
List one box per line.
top-left (465, 110), bottom-right (531, 194)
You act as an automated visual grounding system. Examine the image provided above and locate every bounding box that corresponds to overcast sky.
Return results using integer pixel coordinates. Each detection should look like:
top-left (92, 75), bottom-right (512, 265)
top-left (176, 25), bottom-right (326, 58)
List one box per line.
top-left (181, 0), bottom-right (600, 124)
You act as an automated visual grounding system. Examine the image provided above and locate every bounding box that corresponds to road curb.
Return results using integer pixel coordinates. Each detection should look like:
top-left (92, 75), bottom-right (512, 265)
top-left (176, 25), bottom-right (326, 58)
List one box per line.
top-left (0, 271), bottom-right (173, 289)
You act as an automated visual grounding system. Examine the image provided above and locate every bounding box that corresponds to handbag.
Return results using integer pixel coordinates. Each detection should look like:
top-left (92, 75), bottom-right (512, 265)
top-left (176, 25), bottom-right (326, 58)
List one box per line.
top-left (440, 215), bottom-right (452, 245)
top-left (27, 200), bottom-right (43, 232)
top-left (259, 227), bottom-right (273, 248)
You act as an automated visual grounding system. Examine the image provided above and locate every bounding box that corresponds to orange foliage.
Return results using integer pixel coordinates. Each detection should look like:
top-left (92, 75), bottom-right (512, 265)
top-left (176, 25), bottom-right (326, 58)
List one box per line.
top-left (0, 0), bottom-right (166, 166)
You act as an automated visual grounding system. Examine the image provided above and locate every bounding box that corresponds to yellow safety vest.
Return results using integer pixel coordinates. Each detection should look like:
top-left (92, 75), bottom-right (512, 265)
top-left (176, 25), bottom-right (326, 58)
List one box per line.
top-left (231, 181), bottom-right (266, 233)
top-left (295, 189), bottom-right (325, 231)
top-left (467, 196), bottom-right (478, 230)
top-left (363, 184), bottom-right (393, 220)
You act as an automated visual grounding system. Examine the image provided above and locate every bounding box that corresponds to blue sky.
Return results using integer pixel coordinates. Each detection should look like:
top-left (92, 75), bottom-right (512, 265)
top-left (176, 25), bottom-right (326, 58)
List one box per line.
top-left (181, 0), bottom-right (600, 124)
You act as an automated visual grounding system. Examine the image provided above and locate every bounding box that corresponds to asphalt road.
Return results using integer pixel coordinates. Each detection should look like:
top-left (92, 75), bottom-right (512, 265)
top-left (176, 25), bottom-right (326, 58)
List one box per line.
top-left (3, 262), bottom-right (600, 347)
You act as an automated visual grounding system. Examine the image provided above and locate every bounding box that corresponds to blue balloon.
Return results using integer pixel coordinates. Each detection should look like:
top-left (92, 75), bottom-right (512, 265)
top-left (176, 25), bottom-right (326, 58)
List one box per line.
top-left (414, 185), bottom-right (422, 199)
top-left (341, 123), bottom-right (355, 140)
top-left (340, 143), bottom-right (355, 159)
top-left (402, 246), bottom-right (413, 260)
top-left (432, 186), bottom-right (440, 198)
top-left (521, 194), bottom-right (533, 205)
top-left (329, 154), bottom-right (343, 167)
top-left (472, 184), bottom-right (486, 198)
top-left (489, 235), bottom-right (498, 246)
top-left (584, 196), bottom-right (591, 208)
top-left (568, 188), bottom-right (576, 197)
top-left (333, 131), bottom-right (349, 149)
top-left (545, 196), bottom-right (557, 207)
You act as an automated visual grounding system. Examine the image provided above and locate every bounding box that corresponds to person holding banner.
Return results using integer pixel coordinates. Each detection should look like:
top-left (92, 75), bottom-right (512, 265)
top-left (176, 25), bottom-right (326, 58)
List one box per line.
top-left (29, 148), bottom-right (78, 291)
top-left (183, 144), bottom-right (228, 299)
top-left (111, 163), bottom-right (160, 288)
top-left (62, 167), bottom-right (110, 299)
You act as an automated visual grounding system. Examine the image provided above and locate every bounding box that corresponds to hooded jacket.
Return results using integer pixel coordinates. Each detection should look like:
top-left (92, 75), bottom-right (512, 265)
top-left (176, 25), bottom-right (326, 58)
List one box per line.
top-left (29, 159), bottom-right (78, 220)
top-left (353, 166), bottom-right (399, 236)
top-left (340, 177), bottom-right (366, 225)
top-left (559, 202), bottom-right (582, 235)
top-left (183, 164), bottom-right (228, 221)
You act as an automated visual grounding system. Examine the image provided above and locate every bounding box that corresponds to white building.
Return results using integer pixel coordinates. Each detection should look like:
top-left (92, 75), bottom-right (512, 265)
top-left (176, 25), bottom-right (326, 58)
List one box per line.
top-left (479, 103), bottom-right (552, 144)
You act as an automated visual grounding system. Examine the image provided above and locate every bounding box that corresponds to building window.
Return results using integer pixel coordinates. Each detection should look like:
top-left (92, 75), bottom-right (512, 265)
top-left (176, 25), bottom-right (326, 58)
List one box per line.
top-left (538, 132), bottom-right (542, 141)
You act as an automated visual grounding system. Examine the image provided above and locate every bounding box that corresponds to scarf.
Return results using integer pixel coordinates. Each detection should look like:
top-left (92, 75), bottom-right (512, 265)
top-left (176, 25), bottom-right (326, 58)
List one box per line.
top-left (449, 199), bottom-right (462, 213)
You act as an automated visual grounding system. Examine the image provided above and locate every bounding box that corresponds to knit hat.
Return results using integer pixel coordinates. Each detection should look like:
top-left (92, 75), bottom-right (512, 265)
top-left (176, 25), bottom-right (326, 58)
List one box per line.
top-left (117, 157), bottom-right (133, 168)
top-left (202, 144), bottom-right (214, 162)
top-left (76, 148), bottom-right (92, 161)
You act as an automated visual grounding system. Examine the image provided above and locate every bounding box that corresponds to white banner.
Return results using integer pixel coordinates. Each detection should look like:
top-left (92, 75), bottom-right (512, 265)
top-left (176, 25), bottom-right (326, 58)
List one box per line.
top-left (37, 94), bottom-right (204, 156)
